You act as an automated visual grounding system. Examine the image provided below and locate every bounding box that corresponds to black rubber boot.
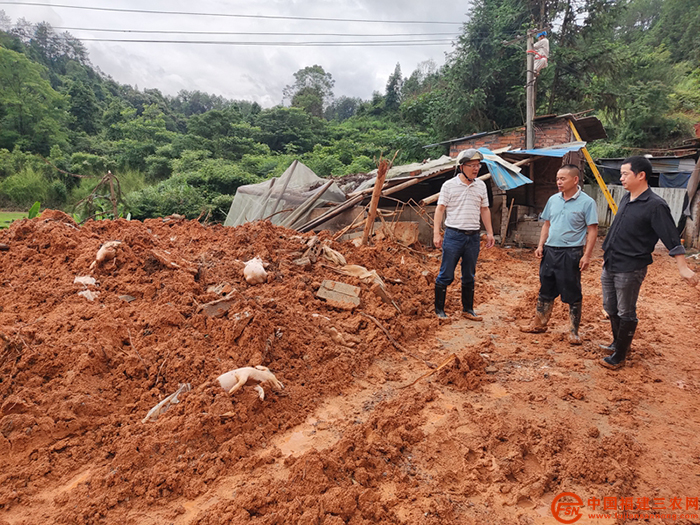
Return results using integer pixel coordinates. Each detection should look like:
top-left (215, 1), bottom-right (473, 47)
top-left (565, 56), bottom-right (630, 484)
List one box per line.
top-left (520, 297), bottom-right (554, 333)
top-left (599, 314), bottom-right (620, 354)
top-left (568, 302), bottom-right (582, 345)
top-left (461, 282), bottom-right (482, 321)
top-left (435, 283), bottom-right (448, 319)
top-left (601, 319), bottom-right (637, 370)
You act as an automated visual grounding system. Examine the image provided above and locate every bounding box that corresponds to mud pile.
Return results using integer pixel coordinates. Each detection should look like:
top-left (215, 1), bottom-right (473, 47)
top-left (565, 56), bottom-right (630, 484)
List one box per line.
top-left (1, 211), bottom-right (699, 524)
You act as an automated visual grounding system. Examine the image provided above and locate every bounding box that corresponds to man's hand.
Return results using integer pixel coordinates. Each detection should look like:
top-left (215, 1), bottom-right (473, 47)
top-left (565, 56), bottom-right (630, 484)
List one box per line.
top-left (484, 233), bottom-right (495, 249)
top-left (579, 253), bottom-right (591, 271)
top-left (434, 233), bottom-right (443, 249)
top-left (535, 246), bottom-right (544, 258)
top-left (680, 266), bottom-right (699, 286)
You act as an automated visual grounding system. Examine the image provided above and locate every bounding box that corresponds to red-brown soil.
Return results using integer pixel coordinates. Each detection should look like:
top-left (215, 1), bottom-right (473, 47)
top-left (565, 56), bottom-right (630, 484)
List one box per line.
top-left (1, 211), bottom-right (699, 524)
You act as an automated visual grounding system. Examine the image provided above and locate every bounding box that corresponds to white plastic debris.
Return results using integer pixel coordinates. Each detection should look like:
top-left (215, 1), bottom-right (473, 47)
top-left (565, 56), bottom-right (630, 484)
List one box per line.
top-left (74, 276), bottom-right (96, 287)
top-left (77, 290), bottom-right (100, 301)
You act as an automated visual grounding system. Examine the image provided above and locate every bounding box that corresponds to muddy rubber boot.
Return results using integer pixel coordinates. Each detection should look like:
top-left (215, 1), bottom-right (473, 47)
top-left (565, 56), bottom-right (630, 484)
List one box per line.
top-left (520, 297), bottom-right (554, 333)
top-left (568, 302), bottom-right (582, 345)
top-left (461, 282), bottom-right (482, 321)
top-left (435, 283), bottom-right (448, 319)
top-left (600, 319), bottom-right (637, 370)
top-left (599, 314), bottom-right (620, 354)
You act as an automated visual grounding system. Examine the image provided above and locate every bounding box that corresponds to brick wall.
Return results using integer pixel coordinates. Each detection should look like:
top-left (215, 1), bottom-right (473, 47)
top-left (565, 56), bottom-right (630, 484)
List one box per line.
top-left (449, 118), bottom-right (573, 157)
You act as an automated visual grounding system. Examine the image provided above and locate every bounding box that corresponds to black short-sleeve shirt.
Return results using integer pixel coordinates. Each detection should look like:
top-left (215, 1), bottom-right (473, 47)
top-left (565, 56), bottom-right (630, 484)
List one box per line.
top-left (602, 188), bottom-right (685, 273)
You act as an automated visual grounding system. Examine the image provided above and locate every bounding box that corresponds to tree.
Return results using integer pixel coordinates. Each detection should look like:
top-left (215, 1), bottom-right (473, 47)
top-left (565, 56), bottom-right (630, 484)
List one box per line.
top-left (431, 0), bottom-right (530, 137)
top-left (401, 59), bottom-right (439, 100)
top-left (0, 47), bottom-right (68, 153)
top-left (384, 63), bottom-right (403, 112)
top-left (0, 10), bottom-right (12, 32)
top-left (291, 86), bottom-right (324, 118)
top-left (324, 96), bottom-right (362, 121)
top-left (68, 79), bottom-right (99, 134)
top-left (253, 106), bottom-right (327, 153)
top-left (283, 65), bottom-right (334, 118)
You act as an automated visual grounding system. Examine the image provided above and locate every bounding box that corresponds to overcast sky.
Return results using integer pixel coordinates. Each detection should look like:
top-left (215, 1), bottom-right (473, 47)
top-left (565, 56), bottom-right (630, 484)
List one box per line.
top-left (1, 1), bottom-right (471, 107)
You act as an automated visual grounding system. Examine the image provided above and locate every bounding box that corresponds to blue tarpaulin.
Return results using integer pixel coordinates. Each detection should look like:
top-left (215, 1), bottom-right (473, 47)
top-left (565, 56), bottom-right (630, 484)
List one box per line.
top-left (477, 147), bottom-right (533, 190)
top-left (659, 172), bottom-right (691, 188)
top-left (506, 141), bottom-right (587, 158)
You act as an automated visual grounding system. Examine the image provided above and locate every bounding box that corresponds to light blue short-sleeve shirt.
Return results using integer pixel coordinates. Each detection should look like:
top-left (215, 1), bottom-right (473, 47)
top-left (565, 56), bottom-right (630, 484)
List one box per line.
top-left (540, 188), bottom-right (598, 247)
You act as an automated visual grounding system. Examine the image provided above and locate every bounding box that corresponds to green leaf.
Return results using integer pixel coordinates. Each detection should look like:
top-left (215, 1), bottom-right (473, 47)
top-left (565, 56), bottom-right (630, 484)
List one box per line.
top-left (28, 201), bottom-right (41, 219)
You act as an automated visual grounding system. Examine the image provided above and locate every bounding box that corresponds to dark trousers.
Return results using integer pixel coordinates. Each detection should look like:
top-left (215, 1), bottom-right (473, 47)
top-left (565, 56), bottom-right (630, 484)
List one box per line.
top-left (436, 227), bottom-right (481, 286)
top-left (601, 266), bottom-right (647, 322)
top-left (538, 246), bottom-right (583, 305)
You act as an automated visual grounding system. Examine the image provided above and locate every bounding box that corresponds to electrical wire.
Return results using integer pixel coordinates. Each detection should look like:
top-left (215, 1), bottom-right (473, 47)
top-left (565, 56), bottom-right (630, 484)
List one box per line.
top-left (74, 37), bottom-right (455, 47)
top-left (51, 26), bottom-right (460, 37)
top-left (0, 1), bottom-right (464, 25)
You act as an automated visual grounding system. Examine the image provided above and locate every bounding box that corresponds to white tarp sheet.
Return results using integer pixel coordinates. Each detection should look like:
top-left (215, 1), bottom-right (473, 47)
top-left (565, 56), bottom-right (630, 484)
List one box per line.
top-left (224, 160), bottom-right (346, 228)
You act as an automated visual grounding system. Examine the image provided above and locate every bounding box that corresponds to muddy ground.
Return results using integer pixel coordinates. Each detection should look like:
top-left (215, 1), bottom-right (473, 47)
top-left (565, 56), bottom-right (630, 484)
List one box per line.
top-left (1, 211), bottom-right (699, 525)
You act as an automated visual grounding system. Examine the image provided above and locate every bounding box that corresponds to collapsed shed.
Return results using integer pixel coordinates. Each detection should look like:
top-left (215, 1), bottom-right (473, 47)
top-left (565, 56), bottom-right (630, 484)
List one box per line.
top-left (223, 114), bottom-right (609, 247)
top-left (223, 160), bottom-right (346, 229)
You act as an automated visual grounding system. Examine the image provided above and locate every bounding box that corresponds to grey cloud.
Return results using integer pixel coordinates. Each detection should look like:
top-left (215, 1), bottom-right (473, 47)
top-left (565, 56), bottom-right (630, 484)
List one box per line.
top-left (2, 0), bottom-right (466, 105)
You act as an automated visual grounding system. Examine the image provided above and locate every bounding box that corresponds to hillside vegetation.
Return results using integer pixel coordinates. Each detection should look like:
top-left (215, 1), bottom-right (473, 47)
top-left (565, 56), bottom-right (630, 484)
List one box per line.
top-left (0, 0), bottom-right (698, 221)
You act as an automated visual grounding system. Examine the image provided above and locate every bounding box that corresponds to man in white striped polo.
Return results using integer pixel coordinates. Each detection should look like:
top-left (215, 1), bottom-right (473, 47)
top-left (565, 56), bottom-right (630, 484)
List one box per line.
top-left (433, 148), bottom-right (495, 319)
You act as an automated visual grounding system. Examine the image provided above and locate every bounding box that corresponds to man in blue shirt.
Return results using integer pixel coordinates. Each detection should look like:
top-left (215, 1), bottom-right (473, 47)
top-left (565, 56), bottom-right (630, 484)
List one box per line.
top-left (599, 156), bottom-right (697, 369)
top-left (521, 165), bottom-right (598, 344)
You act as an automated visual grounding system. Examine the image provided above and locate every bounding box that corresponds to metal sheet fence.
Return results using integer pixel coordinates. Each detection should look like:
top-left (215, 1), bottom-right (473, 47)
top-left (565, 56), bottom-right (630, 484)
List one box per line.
top-left (583, 184), bottom-right (687, 228)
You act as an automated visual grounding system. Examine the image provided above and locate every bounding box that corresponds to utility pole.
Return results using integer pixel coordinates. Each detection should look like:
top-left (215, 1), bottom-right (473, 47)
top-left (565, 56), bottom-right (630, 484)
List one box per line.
top-left (526, 30), bottom-right (536, 149)
top-left (503, 27), bottom-right (548, 150)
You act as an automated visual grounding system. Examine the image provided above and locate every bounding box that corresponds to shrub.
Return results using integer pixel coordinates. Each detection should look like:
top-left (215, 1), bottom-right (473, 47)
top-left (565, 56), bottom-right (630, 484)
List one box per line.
top-left (70, 152), bottom-right (113, 177)
top-left (47, 180), bottom-right (68, 207)
top-left (208, 194), bottom-right (234, 222)
top-left (127, 177), bottom-right (207, 220)
top-left (145, 155), bottom-right (172, 182)
top-left (0, 168), bottom-right (48, 208)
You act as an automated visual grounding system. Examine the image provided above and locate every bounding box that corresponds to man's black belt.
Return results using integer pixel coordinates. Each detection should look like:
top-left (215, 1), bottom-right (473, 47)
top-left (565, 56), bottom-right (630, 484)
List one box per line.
top-left (447, 226), bottom-right (480, 235)
top-left (545, 245), bottom-right (584, 250)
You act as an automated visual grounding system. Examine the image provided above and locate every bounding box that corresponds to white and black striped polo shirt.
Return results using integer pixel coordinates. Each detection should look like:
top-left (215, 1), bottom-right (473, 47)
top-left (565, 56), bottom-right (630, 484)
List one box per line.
top-left (437, 176), bottom-right (488, 231)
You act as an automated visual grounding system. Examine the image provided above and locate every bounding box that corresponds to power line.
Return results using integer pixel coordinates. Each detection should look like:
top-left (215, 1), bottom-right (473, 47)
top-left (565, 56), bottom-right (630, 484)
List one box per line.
top-left (74, 37), bottom-right (455, 47)
top-left (0, 1), bottom-right (464, 25)
top-left (52, 26), bottom-right (460, 38)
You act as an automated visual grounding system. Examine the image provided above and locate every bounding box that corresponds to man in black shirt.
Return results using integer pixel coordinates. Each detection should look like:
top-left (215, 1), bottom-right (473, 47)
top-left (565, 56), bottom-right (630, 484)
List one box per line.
top-left (600, 156), bottom-right (698, 370)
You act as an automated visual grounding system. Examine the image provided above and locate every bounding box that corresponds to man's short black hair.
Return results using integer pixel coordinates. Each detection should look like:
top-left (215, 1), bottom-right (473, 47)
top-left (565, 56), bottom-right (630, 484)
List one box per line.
top-left (622, 156), bottom-right (653, 181)
top-left (559, 164), bottom-right (581, 178)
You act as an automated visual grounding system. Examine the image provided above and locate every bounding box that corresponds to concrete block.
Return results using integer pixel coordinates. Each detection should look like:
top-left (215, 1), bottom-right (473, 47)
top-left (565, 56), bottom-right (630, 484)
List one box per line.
top-left (316, 280), bottom-right (361, 310)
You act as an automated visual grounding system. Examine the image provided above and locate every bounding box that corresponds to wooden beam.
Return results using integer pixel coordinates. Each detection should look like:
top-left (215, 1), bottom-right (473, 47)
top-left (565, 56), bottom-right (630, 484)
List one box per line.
top-left (361, 158), bottom-right (390, 245)
top-left (296, 194), bottom-right (364, 233)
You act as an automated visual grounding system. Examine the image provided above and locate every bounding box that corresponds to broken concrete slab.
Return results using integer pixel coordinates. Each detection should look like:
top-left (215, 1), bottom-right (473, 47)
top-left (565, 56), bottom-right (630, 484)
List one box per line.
top-left (316, 280), bottom-right (361, 310)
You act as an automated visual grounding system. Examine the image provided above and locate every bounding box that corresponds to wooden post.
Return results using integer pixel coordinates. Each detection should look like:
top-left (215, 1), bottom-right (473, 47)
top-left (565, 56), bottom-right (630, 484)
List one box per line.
top-left (501, 198), bottom-right (515, 246)
top-left (361, 158), bottom-right (389, 245)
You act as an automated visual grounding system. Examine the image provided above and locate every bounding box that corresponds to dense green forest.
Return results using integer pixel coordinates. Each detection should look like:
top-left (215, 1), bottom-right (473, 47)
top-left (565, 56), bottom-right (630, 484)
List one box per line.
top-left (0, 0), bottom-right (698, 221)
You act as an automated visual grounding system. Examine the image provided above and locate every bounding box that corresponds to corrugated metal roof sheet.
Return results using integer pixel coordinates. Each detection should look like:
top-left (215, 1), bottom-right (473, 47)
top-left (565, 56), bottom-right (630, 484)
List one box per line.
top-left (478, 147), bottom-right (533, 190)
top-left (506, 142), bottom-right (586, 157)
top-left (598, 156), bottom-right (697, 174)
